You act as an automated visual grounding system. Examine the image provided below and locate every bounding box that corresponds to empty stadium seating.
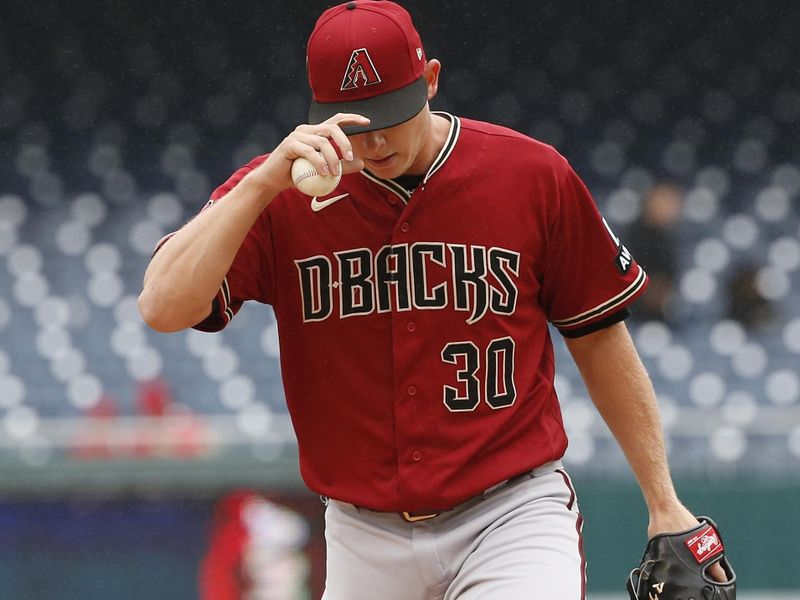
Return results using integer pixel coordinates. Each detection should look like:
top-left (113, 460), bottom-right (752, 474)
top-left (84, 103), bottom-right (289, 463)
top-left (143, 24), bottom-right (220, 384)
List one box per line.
top-left (1, 0), bottom-right (798, 476)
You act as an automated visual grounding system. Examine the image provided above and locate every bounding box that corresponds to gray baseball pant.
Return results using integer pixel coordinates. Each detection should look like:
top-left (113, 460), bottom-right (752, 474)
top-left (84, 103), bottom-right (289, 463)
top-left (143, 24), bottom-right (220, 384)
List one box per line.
top-left (322, 460), bottom-right (586, 599)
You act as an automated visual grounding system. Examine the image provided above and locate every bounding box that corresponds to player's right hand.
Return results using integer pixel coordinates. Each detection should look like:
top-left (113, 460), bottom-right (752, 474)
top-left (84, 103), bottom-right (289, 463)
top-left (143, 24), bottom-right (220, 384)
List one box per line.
top-left (250, 113), bottom-right (370, 192)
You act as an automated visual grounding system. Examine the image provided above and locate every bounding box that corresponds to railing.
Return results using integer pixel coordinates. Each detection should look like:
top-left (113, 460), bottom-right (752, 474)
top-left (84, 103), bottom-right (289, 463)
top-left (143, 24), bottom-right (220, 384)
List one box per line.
top-left (0, 405), bottom-right (798, 495)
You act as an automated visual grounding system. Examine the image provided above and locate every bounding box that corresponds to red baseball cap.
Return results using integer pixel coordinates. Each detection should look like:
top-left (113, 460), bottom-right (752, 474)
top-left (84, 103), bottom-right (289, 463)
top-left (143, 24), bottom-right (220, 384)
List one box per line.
top-left (306, 0), bottom-right (428, 134)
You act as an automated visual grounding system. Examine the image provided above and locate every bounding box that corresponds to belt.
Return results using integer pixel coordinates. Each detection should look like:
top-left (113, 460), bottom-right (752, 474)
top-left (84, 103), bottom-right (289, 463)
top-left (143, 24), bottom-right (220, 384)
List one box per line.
top-left (397, 472), bottom-right (533, 522)
top-left (381, 468), bottom-right (541, 523)
top-left (324, 461), bottom-right (563, 524)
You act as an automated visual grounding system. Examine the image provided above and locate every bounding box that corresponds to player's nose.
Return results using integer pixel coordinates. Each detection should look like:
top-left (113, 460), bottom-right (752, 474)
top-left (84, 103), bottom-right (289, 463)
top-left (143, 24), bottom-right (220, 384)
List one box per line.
top-left (358, 130), bottom-right (386, 151)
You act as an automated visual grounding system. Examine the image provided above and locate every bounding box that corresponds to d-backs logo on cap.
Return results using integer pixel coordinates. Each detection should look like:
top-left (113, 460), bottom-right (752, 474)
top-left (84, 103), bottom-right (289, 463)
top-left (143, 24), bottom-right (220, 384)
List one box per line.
top-left (341, 48), bottom-right (382, 90)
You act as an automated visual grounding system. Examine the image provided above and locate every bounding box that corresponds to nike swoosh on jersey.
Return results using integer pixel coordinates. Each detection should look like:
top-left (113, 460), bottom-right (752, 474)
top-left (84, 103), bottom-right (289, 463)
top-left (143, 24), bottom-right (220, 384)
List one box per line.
top-left (310, 193), bottom-right (350, 212)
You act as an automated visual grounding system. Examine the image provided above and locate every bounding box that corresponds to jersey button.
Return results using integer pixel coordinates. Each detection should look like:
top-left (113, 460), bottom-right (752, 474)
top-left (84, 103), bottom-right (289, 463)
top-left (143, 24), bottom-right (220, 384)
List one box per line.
top-left (388, 196), bottom-right (397, 204)
top-left (411, 450), bottom-right (422, 462)
top-left (400, 222), bottom-right (410, 232)
top-left (406, 321), bottom-right (416, 332)
top-left (407, 385), bottom-right (417, 396)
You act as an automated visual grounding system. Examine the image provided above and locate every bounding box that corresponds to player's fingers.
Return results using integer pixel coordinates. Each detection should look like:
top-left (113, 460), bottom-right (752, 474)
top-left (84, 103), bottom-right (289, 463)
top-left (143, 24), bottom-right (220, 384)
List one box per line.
top-left (326, 126), bottom-right (355, 163)
top-left (707, 561), bottom-right (728, 583)
top-left (297, 114), bottom-right (368, 136)
top-left (323, 112), bottom-right (371, 128)
top-left (289, 133), bottom-right (338, 175)
top-left (316, 136), bottom-right (343, 176)
top-left (340, 157), bottom-right (365, 175)
top-left (324, 113), bottom-right (370, 160)
top-left (299, 121), bottom-right (359, 164)
top-left (289, 116), bottom-right (367, 173)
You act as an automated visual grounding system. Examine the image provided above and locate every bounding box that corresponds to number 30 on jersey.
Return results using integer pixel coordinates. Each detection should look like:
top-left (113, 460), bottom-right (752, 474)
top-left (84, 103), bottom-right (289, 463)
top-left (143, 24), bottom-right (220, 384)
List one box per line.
top-left (441, 337), bottom-right (516, 412)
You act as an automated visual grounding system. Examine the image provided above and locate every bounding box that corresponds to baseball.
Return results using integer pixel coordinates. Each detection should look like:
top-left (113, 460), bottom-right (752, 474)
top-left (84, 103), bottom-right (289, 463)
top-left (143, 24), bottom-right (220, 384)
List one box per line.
top-left (291, 155), bottom-right (342, 197)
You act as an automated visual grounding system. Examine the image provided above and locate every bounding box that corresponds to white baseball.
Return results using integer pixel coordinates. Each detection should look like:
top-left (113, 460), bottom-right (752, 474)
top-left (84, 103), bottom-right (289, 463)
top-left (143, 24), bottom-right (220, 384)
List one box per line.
top-left (291, 155), bottom-right (342, 197)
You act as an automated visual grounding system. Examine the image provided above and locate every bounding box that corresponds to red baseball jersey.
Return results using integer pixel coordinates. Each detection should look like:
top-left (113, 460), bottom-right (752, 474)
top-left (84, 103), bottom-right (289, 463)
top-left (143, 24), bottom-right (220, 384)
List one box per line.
top-left (172, 114), bottom-right (647, 512)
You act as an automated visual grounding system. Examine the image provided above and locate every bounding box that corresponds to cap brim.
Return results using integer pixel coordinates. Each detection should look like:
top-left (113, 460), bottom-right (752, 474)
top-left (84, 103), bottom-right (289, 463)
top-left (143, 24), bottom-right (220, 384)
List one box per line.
top-left (309, 76), bottom-right (428, 135)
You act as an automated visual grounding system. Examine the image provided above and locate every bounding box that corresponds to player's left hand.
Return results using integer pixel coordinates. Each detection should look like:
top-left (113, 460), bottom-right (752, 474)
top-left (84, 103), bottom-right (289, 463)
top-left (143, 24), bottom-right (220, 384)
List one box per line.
top-left (628, 514), bottom-right (735, 599)
top-left (647, 505), bottom-right (728, 583)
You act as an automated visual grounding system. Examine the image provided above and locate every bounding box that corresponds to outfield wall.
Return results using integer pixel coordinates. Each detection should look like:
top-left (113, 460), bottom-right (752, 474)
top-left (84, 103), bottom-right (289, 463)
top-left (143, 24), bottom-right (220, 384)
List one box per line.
top-left (0, 464), bottom-right (796, 598)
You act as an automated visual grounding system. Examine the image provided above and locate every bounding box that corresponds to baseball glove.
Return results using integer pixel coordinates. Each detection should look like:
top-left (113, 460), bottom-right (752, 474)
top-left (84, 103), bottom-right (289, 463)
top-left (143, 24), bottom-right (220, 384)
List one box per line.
top-left (626, 516), bottom-right (736, 600)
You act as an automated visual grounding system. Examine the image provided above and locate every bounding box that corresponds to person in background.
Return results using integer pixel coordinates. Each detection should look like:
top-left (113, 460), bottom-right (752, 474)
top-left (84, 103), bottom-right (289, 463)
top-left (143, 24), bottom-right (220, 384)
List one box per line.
top-left (200, 489), bottom-right (311, 600)
top-left (626, 182), bottom-right (684, 323)
top-left (725, 263), bottom-right (777, 332)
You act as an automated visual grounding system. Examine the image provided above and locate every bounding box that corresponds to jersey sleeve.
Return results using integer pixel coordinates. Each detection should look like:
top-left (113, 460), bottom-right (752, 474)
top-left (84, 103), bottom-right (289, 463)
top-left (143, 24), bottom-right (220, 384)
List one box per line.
top-left (539, 160), bottom-right (648, 336)
top-left (156, 154), bottom-right (277, 333)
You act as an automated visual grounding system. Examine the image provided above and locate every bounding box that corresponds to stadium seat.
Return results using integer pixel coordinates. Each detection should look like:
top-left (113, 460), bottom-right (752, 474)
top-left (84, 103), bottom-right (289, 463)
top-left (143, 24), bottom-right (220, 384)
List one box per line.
top-left (0, 0), bottom-right (797, 473)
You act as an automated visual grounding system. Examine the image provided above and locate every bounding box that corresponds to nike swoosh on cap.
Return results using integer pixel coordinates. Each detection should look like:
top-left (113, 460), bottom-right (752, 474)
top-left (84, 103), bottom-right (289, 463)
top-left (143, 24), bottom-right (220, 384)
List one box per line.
top-left (310, 193), bottom-right (350, 212)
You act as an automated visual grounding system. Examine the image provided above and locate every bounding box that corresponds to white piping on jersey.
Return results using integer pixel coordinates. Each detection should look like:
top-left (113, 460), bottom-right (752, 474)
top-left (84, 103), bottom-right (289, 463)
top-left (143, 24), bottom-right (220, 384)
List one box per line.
top-left (424, 112), bottom-right (460, 184)
top-left (219, 276), bottom-right (233, 325)
top-left (360, 112), bottom-right (461, 202)
top-left (550, 265), bottom-right (647, 328)
top-left (152, 231), bottom-right (176, 257)
top-left (361, 170), bottom-right (411, 202)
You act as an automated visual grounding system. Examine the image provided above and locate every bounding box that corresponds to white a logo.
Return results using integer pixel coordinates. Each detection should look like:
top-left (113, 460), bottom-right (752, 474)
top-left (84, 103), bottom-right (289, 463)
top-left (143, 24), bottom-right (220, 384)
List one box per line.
top-left (341, 48), bottom-right (382, 90)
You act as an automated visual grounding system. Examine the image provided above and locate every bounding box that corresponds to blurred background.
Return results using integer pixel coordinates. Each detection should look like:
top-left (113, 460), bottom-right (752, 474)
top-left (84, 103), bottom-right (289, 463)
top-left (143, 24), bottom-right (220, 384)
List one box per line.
top-left (1, 0), bottom-right (798, 598)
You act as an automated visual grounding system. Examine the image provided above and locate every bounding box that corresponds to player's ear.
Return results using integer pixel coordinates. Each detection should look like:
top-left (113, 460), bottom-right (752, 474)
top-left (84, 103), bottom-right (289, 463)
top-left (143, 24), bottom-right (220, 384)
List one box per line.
top-left (423, 59), bottom-right (441, 100)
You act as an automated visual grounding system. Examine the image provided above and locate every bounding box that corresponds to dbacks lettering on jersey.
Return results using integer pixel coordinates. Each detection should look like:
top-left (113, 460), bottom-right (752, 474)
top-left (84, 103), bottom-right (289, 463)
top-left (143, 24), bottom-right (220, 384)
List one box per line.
top-left (295, 243), bottom-right (520, 324)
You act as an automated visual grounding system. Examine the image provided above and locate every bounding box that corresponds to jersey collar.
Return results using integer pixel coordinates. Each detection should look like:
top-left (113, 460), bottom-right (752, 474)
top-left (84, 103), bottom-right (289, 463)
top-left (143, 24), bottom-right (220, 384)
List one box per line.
top-left (360, 112), bottom-right (461, 203)
top-left (424, 112), bottom-right (460, 184)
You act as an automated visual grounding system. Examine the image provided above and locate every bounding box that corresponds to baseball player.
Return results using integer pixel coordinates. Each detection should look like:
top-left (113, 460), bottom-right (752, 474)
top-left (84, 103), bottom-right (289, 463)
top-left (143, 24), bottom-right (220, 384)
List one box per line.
top-left (139, 1), bottom-right (732, 598)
